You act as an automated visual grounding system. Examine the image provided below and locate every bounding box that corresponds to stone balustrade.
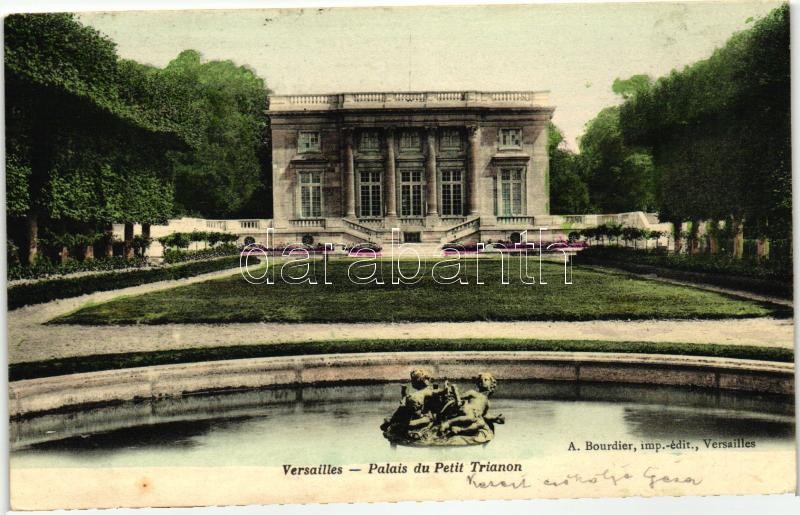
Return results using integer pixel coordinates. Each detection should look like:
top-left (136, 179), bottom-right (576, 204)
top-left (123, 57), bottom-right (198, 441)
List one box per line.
top-left (497, 216), bottom-right (537, 226)
top-left (289, 219), bottom-right (326, 228)
top-left (269, 90), bottom-right (551, 111)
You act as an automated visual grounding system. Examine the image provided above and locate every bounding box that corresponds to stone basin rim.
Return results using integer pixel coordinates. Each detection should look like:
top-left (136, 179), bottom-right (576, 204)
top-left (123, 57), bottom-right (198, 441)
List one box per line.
top-left (8, 351), bottom-right (794, 417)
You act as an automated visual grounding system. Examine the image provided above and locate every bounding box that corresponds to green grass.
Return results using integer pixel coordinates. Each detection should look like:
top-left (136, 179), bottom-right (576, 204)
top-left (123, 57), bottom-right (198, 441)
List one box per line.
top-left (52, 259), bottom-right (789, 325)
top-left (10, 339), bottom-right (793, 381)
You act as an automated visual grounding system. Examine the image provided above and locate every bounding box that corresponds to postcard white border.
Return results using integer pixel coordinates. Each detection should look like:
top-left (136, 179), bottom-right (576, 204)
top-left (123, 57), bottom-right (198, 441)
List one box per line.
top-left (1, 0), bottom-right (798, 514)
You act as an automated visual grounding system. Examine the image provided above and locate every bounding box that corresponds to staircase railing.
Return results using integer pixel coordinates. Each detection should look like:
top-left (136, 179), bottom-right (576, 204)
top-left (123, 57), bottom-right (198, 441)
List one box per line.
top-left (342, 218), bottom-right (382, 239)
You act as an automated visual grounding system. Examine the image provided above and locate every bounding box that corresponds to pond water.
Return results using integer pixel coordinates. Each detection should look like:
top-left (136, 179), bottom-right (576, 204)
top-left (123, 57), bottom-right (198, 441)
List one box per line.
top-left (10, 381), bottom-right (795, 469)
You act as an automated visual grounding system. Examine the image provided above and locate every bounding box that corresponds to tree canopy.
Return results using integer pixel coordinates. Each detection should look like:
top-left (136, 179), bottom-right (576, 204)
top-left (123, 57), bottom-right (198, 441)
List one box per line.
top-left (5, 13), bottom-right (270, 266)
top-left (578, 106), bottom-right (656, 214)
top-left (619, 4), bottom-right (790, 240)
top-left (163, 50), bottom-right (270, 218)
top-left (5, 13), bottom-right (196, 228)
top-left (547, 124), bottom-right (590, 214)
top-left (549, 76), bottom-right (657, 216)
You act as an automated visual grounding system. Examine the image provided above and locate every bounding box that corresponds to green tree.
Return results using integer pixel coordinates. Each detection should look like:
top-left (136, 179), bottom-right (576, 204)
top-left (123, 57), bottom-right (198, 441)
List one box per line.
top-left (620, 4), bottom-right (790, 258)
top-left (547, 124), bottom-right (590, 214)
top-left (164, 50), bottom-right (270, 218)
top-left (579, 105), bottom-right (655, 213)
top-left (5, 13), bottom-right (196, 263)
top-left (612, 74), bottom-right (653, 99)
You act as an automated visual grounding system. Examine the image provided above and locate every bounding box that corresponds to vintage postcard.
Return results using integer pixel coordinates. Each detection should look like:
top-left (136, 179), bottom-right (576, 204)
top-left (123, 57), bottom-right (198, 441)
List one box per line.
top-left (4, 0), bottom-right (796, 509)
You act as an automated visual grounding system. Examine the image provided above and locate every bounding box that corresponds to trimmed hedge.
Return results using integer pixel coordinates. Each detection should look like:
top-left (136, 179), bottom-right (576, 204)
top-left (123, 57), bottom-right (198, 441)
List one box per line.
top-left (8, 255), bottom-right (150, 281)
top-left (575, 247), bottom-right (791, 299)
top-left (163, 244), bottom-right (239, 264)
top-left (8, 256), bottom-right (249, 310)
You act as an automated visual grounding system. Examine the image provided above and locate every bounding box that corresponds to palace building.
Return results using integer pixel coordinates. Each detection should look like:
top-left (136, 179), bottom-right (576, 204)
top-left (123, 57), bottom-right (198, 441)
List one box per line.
top-left (268, 91), bottom-right (555, 246)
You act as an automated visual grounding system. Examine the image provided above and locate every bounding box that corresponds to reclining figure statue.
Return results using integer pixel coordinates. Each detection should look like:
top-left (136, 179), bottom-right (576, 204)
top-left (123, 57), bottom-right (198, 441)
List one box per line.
top-left (380, 369), bottom-right (505, 446)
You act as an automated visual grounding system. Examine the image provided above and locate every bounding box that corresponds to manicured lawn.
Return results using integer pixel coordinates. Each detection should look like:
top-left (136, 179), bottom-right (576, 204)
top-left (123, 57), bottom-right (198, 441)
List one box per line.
top-left (52, 258), bottom-right (788, 324)
top-left (10, 339), bottom-right (794, 381)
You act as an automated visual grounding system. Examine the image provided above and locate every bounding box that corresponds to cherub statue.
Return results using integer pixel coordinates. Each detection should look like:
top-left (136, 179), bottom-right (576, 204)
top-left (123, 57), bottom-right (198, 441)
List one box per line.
top-left (439, 373), bottom-right (504, 439)
top-left (381, 369), bottom-right (443, 437)
top-left (381, 370), bottom-right (504, 446)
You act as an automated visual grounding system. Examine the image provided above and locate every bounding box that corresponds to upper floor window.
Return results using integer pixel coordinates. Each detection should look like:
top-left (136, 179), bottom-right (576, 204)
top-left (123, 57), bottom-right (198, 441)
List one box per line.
top-left (498, 128), bottom-right (522, 150)
top-left (440, 129), bottom-right (462, 151)
top-left (359, 130), bottom-right (380, 152)
top-left (298, 131), bottom-right (321, 153)
top-left (399, 130), bottom-right (421, 152)
top-left (299, 171), bottom-right (322, 218)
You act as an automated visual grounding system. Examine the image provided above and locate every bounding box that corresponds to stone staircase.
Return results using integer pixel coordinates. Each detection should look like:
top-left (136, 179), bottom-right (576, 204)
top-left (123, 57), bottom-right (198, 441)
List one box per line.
top-left (341, 218), bottom-right (383, 243)
top-left (440, 216), bottom-right (481, 243)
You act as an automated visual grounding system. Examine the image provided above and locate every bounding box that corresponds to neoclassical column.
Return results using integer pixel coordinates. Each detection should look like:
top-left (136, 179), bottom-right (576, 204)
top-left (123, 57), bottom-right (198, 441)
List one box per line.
top-left (425, 127), bottom-right (438, 216)
top-left (384, 128), bottom-right (397, 218)
top-left (467, 125), bottom-right (481, 216)
top-left (343, 128), bottom-right (356, 217)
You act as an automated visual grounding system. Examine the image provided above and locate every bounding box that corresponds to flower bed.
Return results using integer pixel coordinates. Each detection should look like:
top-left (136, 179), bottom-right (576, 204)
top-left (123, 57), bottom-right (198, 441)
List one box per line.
top-left (439, 240), bottom-right (588, 254)
top-left (241, 243), bottom-right (384, 257)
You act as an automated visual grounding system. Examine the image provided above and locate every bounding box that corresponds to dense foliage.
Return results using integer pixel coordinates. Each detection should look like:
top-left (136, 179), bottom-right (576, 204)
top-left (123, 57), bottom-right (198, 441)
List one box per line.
top-left (619, 5), bottom-right (790, 243)
top-left (5, 13), bottom-right (198, 265)
top-left (579, 105), bottom-right (656, 213)
top-left (548, 124), bottom-right (590, 214)
top-left (548, 74), bottom-right (656, 214)
top-left (164, 50), bottom-right (270, 218)
top-left (5, 14), bottom-right (270, 268)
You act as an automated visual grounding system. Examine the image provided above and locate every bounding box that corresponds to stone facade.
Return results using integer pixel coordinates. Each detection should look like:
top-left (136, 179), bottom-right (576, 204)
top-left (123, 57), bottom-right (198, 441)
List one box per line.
top-left (268, 91), bottom-right (555, 245)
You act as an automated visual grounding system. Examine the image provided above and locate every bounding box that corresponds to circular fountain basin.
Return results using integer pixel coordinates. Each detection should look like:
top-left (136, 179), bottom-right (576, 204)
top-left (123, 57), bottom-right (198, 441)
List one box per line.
top-left (10, 380), bottom-right (794, 469)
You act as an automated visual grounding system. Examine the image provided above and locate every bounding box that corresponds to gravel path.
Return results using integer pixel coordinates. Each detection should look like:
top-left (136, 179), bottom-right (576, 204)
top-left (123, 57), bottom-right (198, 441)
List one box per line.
top-left (7, 267), bottom-right (795, 364)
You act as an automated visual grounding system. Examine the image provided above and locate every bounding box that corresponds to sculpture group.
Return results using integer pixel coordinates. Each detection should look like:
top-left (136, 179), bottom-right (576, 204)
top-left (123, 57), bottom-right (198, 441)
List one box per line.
top-left (380, 369), bottom-right (505, 446)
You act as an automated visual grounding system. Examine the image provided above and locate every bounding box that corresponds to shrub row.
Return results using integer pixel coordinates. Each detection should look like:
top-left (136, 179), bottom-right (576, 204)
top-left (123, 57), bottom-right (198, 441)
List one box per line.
top-left (163, 244), bottom-right (239, 264)
top-left (8, 256), bottom-right (250, 310)
top-left (158, 231), bottom-right (238, 249)
top-left (575, 247), bottom-right (791, 299)
top-left (8, 255), bottom-right (150, 281)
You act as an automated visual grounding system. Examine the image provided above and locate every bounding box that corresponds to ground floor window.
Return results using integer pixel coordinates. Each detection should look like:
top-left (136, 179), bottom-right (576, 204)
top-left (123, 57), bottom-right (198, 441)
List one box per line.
top-left (403, 231), bottom-right (421, 243)
top-left (359, 170), bottom-right (382, 218)
top-left (400, 169), bottom-right (424, 217)
top-left (499, 167), bottom-right (524, 216)
top-left (299, 171), bottom-right (322, 218)
top-left (440, 169), bottom-right (463, 216)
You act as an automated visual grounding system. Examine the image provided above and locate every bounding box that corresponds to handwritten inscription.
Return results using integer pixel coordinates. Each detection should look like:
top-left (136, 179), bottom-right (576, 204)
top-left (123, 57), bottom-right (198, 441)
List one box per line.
top-left (466, 474), bottom-right (531, 490)
top-left (543, 466), bottom-right (702, 489)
